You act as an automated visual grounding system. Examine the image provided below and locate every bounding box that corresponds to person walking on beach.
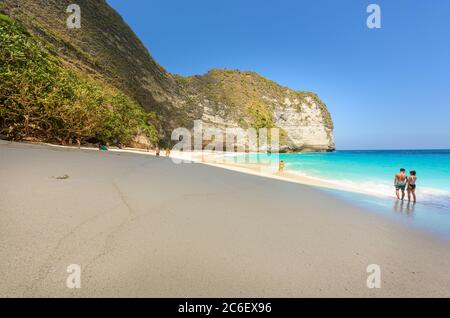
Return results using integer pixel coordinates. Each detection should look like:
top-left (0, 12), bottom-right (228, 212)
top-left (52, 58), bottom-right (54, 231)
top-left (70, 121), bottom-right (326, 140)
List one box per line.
top-left (407, 170), bottom-right (417, 203)
top-left (278, 160), bottom-right (285, 172)
top-left (155, 146), bottom-right (160, 157)
top-left (394, 168), bottom-right (408, 200)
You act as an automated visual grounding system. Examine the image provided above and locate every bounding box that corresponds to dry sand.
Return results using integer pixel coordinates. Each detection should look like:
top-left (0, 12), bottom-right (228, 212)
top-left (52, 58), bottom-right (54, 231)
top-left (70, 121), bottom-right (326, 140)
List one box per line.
top-left (0, 140), bottom-right (449, 297)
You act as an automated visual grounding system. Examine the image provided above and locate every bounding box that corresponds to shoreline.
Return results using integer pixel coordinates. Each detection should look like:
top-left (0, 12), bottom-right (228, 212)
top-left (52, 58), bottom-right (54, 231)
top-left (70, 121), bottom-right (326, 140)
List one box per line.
top-left (6, 141), bottom-right (449, 212)
top-left (17, 141), bottom-right (450, 239)
top-left (1, 140), bottom-right (450, 297)
top-left (10, 141), bottom-right (387, 198)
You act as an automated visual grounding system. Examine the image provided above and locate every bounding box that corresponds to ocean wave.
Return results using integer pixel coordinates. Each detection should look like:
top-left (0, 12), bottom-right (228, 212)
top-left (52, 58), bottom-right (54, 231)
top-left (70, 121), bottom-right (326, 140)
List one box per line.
top-left (288, 170), bottom-right (450, 211)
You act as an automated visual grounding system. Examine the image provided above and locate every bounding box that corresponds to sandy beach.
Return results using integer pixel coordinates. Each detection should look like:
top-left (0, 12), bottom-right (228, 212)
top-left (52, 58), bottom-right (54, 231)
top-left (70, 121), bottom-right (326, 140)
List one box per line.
top-left (0, 140), bottom-right (449, 297)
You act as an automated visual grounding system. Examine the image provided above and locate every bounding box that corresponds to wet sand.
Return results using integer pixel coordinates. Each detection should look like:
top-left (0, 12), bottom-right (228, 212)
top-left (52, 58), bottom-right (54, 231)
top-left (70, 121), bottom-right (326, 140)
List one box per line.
top-left (0, 140), bottom-right (449, 297)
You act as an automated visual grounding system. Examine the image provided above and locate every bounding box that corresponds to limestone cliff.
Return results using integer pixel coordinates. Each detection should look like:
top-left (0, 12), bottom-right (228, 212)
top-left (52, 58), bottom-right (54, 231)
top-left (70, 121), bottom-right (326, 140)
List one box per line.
top-left (2, 0), bottom-right (335, 152)
top-left (176, 69), bottom-right (334, 151)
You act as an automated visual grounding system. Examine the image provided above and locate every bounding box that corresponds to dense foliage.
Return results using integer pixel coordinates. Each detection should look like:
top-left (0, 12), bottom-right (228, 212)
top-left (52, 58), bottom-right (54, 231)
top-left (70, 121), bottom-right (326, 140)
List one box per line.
top-left (0, 14), bottom-right (159, 146)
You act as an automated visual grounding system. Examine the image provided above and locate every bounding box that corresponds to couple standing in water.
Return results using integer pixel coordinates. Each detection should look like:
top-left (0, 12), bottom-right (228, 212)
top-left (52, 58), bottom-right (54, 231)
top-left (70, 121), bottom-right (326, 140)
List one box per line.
top-left (394, 168), bottom-right (417, 202)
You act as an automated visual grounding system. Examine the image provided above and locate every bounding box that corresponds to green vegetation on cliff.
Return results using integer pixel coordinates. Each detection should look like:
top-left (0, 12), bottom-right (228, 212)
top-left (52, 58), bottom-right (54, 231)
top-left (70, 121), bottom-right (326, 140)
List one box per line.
top-left (177, 69), bottom-right (333, 131)
top-left (2, 0), bottom-right (181, 116)
top-left (0, 14), bottom-right (158, 146)
top-left (1, 0), bottom-right (334, 151)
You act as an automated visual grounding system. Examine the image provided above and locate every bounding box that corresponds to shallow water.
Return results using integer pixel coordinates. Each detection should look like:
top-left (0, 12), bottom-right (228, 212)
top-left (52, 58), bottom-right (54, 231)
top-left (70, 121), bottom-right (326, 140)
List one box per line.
top-left (228, 150), bottom-right (450, 241)
top-left (322, 187), bottom-right (450, 242)
top-left (240, 150), bottom-right (450, 211)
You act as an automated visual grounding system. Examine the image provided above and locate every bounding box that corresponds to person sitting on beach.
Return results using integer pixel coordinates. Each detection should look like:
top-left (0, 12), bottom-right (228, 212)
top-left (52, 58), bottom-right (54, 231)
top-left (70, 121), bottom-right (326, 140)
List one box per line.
top-left (407, 171), bottom-right (417, 203)
top-left (394, 168), bottom-right (408, 200)
top-left (98, 143), bottom-right (108, 151)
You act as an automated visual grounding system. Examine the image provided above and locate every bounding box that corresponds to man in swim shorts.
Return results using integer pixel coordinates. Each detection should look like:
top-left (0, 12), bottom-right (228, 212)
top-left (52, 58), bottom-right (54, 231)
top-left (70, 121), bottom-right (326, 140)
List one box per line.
top-left (394, 168), bottom-right (408, 200)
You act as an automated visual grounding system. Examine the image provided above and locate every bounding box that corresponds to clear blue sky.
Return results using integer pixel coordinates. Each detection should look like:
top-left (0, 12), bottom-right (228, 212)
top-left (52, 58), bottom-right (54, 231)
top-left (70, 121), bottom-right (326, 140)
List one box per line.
top-left (107, 0), bottom-right (450, 150)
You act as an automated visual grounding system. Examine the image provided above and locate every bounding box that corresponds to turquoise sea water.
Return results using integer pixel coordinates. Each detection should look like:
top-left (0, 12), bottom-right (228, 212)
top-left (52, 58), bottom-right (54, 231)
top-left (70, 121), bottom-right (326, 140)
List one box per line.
top-left (229, 150), bottom-right (450, 240)
top-left (240, 150), bottom-right (450, 211)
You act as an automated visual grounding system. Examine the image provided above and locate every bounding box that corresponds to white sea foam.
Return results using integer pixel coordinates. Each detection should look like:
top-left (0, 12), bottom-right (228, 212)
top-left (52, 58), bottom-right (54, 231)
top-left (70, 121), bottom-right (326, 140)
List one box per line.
top-left (289, 170), bottom-right (450, 211)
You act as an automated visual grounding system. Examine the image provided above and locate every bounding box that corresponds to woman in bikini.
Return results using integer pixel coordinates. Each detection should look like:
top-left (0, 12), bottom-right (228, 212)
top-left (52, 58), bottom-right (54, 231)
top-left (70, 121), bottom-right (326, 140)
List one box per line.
top-left (407, 171), bottom-right (417, 203)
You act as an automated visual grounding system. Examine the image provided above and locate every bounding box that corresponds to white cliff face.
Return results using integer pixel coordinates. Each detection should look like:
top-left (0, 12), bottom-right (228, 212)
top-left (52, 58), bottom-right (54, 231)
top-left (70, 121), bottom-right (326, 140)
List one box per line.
top-left (198, 96), bottom-right (335, 152)
top-left (201, 102), bottom-right (238, 129)
top-left (274, 97), bottom-right (335, 152)
top-left (181, 70), bottom-right (335, 152)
